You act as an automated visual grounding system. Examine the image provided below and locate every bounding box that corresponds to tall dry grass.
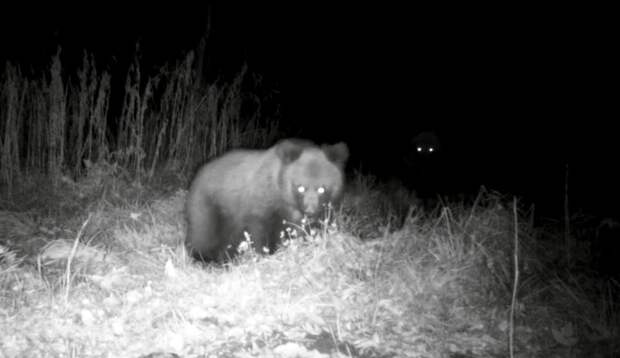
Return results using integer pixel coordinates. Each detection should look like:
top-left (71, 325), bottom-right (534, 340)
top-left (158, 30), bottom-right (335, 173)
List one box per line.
top-left (0, 42), bottom-right (279, 193)
top-left (0, 64), bottom-right (25, 192)
top-left (68, 52), bottom-right (111, 177)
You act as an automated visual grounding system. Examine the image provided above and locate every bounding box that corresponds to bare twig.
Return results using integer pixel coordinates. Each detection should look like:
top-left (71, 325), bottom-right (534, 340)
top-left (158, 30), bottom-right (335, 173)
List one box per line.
top-left (64, 213), bottom-right (92, 304)
top-left (564, 163), bottom-right (571, 267)
top-left (509, 197), bottom-right (520, 358)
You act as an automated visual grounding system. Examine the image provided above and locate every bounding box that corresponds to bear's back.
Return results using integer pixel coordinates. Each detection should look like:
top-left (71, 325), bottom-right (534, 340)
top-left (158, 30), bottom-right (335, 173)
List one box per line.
top-left (195, 149), bottom-right (265, 187)
top-left (188, 148), bottom-right (280, 211)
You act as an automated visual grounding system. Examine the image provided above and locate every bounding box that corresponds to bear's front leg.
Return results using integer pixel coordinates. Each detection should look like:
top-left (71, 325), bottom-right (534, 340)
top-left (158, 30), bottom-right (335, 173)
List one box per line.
top-left (243, 215), bottom-right (282, 255)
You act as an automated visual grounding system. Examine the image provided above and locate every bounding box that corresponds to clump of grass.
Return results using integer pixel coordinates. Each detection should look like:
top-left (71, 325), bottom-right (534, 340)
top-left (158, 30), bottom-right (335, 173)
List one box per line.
top-left (1, 168), bottom-right (619, 357)
top-left (342, 181), bottom-right (620, 356)
top-left (339, 171), bottom-right (421, 238)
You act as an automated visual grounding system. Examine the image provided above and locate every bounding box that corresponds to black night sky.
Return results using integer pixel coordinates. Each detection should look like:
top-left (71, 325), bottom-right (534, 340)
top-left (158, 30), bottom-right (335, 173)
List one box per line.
top-left (1, 3), bottom-right (616, 218)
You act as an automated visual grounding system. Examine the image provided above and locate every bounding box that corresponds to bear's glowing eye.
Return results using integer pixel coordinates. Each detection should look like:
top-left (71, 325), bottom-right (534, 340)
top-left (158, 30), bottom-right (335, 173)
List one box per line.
top-left (317, 187), bottom-right (325, 194)
top-left (297, 186), bottom-right (306, 193)
top-left (417, 146), bottom-right (423, 152)
top-left (428, 147), bottom-right (434, 152)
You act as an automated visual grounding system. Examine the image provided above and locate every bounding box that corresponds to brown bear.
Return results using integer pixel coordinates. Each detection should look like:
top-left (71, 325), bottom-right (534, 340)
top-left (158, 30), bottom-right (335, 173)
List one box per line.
top-left (185, 138), bottom-right (349, 262)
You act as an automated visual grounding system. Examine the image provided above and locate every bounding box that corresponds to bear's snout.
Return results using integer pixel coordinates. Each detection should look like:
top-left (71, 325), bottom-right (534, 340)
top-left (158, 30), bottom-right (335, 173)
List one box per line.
top-left (302, 193), bottom-right (321, 216)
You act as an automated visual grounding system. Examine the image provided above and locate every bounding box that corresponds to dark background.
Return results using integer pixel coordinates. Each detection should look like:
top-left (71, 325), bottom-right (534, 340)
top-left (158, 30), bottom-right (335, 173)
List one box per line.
top-left (0, 3), bottom-right (616, 219)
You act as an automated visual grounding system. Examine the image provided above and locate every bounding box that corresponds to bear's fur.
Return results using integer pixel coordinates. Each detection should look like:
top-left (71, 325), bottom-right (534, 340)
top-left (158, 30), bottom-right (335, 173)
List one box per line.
top-left (185, 138), bottom-right (349, 262)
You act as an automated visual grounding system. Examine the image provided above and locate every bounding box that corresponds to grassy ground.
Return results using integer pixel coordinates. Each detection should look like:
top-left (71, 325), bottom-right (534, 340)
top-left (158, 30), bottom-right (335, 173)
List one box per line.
top-left (1, 169), bottom-right (618, 358)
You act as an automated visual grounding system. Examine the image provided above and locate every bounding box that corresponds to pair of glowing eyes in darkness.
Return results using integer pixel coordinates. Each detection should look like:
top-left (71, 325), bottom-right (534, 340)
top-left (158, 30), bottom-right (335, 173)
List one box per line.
top-left (417, 146), bottom-right (435, 153)
top-left (297, 185), bottom-right (326, 195)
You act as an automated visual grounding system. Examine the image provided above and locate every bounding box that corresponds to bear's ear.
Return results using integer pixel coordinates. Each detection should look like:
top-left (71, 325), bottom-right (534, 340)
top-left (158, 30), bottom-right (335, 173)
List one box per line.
top-left (322, 142), bottom-right (349, 167)
top-left (276, 139), bottom-right (305, 164)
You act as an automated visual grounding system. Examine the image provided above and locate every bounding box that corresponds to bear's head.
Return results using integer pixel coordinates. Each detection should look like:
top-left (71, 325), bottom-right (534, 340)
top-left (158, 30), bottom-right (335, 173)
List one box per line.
top-left (411, 131), bottom-right (441, 157)
top-left (276, 139), bottom-right (349, 220)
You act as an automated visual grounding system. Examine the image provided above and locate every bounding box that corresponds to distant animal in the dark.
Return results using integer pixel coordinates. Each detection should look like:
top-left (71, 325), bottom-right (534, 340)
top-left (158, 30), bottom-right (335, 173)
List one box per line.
top-left (411, 131), bottom-right (441, 157)
top-left (401, 131), bottom-right (444, 200)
